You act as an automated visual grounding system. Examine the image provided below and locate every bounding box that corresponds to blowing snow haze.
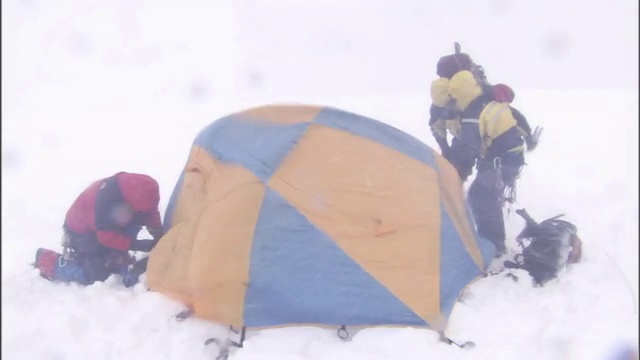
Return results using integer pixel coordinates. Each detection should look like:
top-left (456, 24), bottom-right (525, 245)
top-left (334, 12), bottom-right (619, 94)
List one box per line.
top-left (1, 1), bottom-right (638, 360)
top-left (2, 0), bottom-right (639, 113)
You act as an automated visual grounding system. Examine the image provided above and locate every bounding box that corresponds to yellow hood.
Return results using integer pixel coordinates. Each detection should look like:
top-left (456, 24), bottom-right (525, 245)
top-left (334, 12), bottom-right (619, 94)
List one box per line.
top-left (430, 78), bottom-right (451, 107)
top-left (447, 70), bottom-right (483, 111)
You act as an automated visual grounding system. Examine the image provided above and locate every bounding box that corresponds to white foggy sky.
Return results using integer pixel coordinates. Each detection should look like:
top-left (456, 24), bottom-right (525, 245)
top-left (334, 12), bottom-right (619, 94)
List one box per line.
top-left (233, 0), bottom-right (639, 97)
top-left (2, 0), bottom-right (638, 117)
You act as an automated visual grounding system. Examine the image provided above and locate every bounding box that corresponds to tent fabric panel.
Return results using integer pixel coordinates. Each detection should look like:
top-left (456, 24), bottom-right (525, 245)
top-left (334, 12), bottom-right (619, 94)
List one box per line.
top-left (237, 105), bottom-right (322, 124)
top-left (433, 151), bottom-right (489, 269)
top-left (194, 117), bottom-right (309, 183)
top-left (269, 124), bottom-right (442, 326)
top-left (312, 107), bottom-right (437, 169)
top-left (243, 188), bottom-right (427, 327)
top-left (439, 203), bottom-right (484, 320)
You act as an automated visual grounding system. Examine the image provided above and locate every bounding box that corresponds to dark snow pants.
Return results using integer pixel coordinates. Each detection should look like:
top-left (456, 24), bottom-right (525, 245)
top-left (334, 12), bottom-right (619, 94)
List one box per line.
top-left (468, 153), bottom-right (524, 255)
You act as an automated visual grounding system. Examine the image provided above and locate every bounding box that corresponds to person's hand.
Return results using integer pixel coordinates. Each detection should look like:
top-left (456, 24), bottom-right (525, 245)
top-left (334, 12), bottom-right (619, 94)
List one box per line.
top-left (122, 266), bottom-right (144, 288)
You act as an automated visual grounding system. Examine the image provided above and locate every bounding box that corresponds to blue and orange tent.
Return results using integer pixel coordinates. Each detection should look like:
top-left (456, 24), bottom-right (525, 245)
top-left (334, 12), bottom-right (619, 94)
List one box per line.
top-left (146, 104), bottom-right (495, 332)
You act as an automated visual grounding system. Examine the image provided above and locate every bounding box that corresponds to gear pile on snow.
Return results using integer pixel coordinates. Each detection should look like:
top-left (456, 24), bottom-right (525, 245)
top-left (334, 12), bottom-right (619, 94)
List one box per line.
top-left (504, 208), bottom-right (582, 286)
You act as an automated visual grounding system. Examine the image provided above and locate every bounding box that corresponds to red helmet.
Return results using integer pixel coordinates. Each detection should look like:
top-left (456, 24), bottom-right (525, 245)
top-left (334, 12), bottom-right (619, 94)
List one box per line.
top-left (492, 83), bottom-right (515, 103)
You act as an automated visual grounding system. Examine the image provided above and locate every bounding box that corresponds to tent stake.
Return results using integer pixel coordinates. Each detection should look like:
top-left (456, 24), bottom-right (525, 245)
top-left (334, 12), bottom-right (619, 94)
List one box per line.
top-left (438, 331), bottom-right (475, 349)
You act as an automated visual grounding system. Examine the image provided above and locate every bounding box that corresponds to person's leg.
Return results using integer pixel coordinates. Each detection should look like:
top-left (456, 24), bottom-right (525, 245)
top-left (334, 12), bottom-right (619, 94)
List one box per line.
top-left (499, 152), bottom-right (525, 203)
top-left (468, 165), bottom-right (507, 255)
top-left (34, 248), bottom-right (95, 285)
top-left (448, 137), bottom-right (477, 182)
top-left (65, 227), bottom-right (105, 257)
top-left (79, 255), bottom-right (113, 283)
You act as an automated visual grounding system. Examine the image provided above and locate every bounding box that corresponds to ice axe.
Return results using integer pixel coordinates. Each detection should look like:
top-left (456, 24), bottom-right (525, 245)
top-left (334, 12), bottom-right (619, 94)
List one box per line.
top-left (526, 126), bottom-right (544, 152)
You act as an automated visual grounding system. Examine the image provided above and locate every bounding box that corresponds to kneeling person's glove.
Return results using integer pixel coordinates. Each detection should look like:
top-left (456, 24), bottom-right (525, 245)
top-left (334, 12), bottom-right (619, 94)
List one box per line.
top-left (121, 257), bottom-right (150, 288)
top-left (122, 266), bottom-right (145, 288)
top-left (130, 239), bottom-right (157, 252)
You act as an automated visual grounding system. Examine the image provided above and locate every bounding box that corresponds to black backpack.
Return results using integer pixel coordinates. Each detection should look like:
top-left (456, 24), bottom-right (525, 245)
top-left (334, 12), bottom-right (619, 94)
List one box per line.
top-left (436, 42), bottom-right (487, 83)
top-left (504, 209), bottom-right (582, 286)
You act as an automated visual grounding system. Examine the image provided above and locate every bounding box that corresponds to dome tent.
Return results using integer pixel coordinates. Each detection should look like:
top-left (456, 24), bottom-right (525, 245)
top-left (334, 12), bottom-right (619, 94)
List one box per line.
top-left (146, 104), bottom-right (495, 333)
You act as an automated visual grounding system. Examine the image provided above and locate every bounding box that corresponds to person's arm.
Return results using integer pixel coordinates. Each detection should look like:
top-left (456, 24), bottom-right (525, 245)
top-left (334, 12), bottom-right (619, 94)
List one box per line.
top-left (429, 104), bottom-right (453, 153)
top-left (510, 106), bottom-right (542, 151)
top-left (95, 178), bottom-right (136, 251)
top-left (510, 106), bottom-right (532, 135)
top-left (142, 209), bottom-right (163, 241)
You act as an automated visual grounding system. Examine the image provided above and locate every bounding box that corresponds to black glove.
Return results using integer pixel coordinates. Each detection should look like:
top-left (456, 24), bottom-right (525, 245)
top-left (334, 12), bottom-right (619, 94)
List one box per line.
top-left (122, 257), bottom-right (149, 288)
top-left (130, 239), bottom-right (157, 252)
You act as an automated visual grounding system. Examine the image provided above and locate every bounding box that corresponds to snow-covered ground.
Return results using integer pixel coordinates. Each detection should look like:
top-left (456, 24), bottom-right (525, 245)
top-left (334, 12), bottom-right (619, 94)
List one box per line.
top-left (2, 1), bottom-right (638, 359)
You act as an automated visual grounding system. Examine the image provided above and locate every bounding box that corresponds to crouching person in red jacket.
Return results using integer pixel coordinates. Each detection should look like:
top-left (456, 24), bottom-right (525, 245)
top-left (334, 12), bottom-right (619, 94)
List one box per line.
top-left (34, 172), bottom-right (164, 287)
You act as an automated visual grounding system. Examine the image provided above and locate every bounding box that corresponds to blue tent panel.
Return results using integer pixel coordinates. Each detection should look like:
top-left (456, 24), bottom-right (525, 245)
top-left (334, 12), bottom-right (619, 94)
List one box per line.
top-left (243, 188), bottom-right (427, 327)
top-left (312, 107), bottom-right (436, 169)
top-left (194, 116), bottom-right (310, 183)
top-left (439, 204), bottom-right (485, 319)
top-left (163, 168), bottom-right (186, 233)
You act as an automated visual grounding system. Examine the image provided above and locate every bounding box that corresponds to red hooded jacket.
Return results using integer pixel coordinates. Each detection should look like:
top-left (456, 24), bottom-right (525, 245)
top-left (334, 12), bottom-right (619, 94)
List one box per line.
top-left (64, 172), bottom-right (162, 251)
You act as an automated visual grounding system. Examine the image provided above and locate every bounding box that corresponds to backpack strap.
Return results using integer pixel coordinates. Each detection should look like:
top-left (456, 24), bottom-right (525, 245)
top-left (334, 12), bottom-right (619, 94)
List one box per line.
top-left (504, 253), bottom-right (525, 269)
